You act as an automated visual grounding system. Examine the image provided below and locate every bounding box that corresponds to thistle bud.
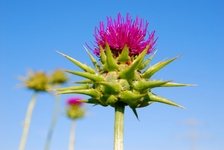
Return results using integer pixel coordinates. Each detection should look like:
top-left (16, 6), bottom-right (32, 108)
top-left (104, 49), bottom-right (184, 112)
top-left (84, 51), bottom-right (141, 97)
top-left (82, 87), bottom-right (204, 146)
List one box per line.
top-left (24, 70), bottom-right (49, 92)
top-left (49, 69), bottom-right (68, 85)
top-left (66, 97), bottom-right (85, 120)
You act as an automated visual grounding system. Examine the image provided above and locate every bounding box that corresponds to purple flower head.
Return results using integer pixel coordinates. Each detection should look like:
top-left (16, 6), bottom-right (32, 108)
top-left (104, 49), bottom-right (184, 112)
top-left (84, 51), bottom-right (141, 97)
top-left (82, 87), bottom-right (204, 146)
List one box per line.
top-left (67, 97), bottom-right (83, 106)
top-left (92, 13), bottom-right (157, 56)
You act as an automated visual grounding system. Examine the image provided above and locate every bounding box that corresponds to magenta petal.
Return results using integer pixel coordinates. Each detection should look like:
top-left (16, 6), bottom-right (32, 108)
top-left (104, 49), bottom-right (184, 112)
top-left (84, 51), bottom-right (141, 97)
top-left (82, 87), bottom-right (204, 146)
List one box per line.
top-left (90, 13), bottom-right (157, 56)
top-left (67, 97), bottom-right (83, 106)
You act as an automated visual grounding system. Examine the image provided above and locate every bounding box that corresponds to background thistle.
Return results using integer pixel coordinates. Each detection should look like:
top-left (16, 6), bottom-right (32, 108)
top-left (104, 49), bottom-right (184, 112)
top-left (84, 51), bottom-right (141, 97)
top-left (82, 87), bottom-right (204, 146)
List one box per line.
top-left (23, 70), bottom-right (50, 91)
top-left (66, 97), bottom-right (85, 150)
top-left (18, 70), bottom-right (49, 150)
top-left (66, 97), bottom-right (85, 119)
top-left (18, 69), bottom-right (69, 150)
top-left (49, 69), bottom-right (68, 85)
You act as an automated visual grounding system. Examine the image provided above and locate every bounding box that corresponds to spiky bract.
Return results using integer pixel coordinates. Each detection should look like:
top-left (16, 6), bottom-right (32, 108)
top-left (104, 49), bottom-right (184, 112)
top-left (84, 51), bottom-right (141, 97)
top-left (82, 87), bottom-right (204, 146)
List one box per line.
top-left (56, 44), bottom-right (191, 115)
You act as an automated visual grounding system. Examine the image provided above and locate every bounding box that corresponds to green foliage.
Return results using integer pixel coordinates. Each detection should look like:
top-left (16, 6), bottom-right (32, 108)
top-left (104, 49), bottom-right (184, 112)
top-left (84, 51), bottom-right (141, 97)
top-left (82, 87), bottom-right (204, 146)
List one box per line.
top-left (56, 43), bottom-right (192, 118)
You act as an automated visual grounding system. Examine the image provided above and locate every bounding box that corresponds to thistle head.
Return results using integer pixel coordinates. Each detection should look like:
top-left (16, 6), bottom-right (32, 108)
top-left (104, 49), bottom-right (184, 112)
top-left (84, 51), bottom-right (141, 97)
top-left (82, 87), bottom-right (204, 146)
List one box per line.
top-left (21, 70), bottom-right (50, 92)
top-left (49, 69), bottom-right (68, 85)
top-left (66, 97), bottom-right (85, 120)
top-left (91, 13), bottom-right (157, 57)
top-left (56, 13), bottom-right (193, 118)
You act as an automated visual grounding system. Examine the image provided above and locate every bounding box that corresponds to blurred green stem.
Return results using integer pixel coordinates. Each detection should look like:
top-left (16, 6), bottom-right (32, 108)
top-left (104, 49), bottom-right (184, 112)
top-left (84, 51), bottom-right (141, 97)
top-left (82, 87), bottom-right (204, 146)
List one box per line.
top-left (19, 92), bottom-right (38, 150)
top-left (114, 102), bottom-right (125, 150)
top-left (44, 95), bottom-right (61, 150)
top-left (69, 119), bottom-right (76, 150)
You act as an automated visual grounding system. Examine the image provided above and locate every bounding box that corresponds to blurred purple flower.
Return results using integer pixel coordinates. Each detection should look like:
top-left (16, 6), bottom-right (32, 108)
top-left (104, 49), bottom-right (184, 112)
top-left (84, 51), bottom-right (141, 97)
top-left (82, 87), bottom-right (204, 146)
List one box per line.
top-left (67, 97), bottom-right (83, 106)
top-left (91, 13), bottom-right (157, 56)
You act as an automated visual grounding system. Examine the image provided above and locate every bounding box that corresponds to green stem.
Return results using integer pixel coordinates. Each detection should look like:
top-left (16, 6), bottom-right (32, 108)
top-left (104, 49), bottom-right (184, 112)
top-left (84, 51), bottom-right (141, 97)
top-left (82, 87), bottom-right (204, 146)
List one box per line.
top-left (69, 119), bottom-right (76, 150)
top-left (114, 102), bottom-right (125, 150)
top-left (44, 95), bottom-right (61, 150)
top-left (19, 92), bottom-right (38, 150)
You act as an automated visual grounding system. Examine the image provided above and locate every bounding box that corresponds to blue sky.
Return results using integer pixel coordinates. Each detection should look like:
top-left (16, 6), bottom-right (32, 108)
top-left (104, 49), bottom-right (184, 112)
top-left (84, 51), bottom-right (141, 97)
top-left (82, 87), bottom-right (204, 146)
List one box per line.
top-left (1, 0), bottom-right (224, 150)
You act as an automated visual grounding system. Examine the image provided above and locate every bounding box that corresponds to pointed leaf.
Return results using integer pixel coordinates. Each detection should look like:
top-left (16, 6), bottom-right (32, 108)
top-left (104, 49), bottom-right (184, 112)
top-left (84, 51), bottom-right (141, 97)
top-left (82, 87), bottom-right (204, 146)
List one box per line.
top-left (65, 70), bottom-right (104, 82)
top-left (148, 92), bottom-right (185, 108)
top-left (74, 79), bottom-right (93, 84)
top-left (100, 45), bottom-right (106, 64)
top-left (103, 43), bottom-right (119, 71)
top-left (84, 46), bottom-right (100, 72)
top-left (56, 84), bottom-right (90, 91)
top-left (120, 91), bottom-right (146, 108)
top-left (131, 108), bottom-right (139, 120)
top-left (133, 80), bottom-right (170, 91)
top-left (143, 55), bottom-right (181, 79)
top-left (117, 45), bottom-right (130, 63)
top-left (137, 98), bottom-right (153, 108)
top-left (57, 89), bottom-right (101, 98)
top-left (84, 46), bottom-right (101, 72)
top-left (160, 82), bottom-right (196, 87)
top-left (119, 45), bottom-right (149, 80)
top-left (56, 51), bottom-right (96, 74)
top-left (138, 50), bottom-right (157, 70)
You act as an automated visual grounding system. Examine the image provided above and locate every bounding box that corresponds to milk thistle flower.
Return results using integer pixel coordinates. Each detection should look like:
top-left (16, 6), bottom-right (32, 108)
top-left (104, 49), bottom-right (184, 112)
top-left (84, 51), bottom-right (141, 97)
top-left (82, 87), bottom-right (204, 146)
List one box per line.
top-left (18, 70), bottom-right (49, 150)
top-left (56, 13), bottom-right (193, 150)
top-left (92, 13), bottom-right (156, 56)
top-left (66, 97), bottom-right (85, 150)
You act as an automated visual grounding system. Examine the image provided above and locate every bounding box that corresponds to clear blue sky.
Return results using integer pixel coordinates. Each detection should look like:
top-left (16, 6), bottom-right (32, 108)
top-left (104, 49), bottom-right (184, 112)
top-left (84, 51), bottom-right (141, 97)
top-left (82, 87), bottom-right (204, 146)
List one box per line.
top-left (1, 0), bottom-right (224, 150)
